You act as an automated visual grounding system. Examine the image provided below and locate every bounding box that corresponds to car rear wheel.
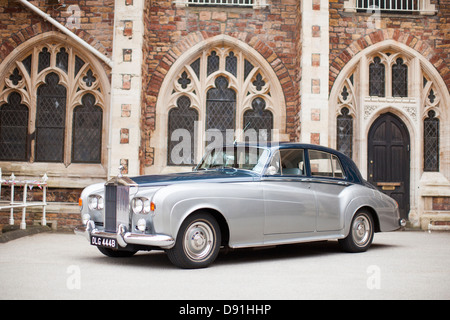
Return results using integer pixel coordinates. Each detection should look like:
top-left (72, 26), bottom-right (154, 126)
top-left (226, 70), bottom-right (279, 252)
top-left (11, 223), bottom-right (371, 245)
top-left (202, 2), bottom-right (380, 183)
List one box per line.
top-left (339, 211), bottom-right (374, 253)
top-left (167, 212), bottom-right (221, 269)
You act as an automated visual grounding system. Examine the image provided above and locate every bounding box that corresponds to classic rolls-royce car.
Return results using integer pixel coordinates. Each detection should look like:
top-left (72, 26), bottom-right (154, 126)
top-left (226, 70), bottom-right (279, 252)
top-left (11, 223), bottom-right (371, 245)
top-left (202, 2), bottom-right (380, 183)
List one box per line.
top-left (75, 143), bottom-right (405, 268)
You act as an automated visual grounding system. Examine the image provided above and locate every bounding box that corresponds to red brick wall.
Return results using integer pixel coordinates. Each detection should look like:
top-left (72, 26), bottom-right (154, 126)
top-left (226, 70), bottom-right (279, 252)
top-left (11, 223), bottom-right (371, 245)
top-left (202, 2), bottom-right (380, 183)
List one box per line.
top-left (0, 0), bottom-right (114, 64)
top-left (329, 0), bottom-right (450, 92)
top-left (140, 0), bottom-right (302, 169)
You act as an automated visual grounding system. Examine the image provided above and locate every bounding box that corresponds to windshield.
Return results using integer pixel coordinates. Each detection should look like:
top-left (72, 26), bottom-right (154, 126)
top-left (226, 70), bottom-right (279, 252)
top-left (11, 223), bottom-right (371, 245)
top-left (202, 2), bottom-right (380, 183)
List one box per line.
top-left (196, 146), bottom-right (270, 174)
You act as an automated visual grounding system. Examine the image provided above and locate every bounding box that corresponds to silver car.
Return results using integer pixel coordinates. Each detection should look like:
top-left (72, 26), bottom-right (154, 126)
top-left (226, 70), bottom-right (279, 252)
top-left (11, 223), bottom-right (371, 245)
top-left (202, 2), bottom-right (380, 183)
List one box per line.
top-left (75, 143), bottom-right (405, 268)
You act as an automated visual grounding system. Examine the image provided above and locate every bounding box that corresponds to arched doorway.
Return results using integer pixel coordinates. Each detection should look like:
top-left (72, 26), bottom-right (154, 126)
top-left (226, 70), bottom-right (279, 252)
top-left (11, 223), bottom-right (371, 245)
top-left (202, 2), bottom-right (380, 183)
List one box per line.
top-left (368, 112), bottom-right (410, 220)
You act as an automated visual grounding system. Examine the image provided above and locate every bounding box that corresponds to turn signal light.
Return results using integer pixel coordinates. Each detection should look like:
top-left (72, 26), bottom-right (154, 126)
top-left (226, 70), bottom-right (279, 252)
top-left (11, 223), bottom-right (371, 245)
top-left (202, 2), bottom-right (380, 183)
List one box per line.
top-left (78, 198), bottom-right (83, 207)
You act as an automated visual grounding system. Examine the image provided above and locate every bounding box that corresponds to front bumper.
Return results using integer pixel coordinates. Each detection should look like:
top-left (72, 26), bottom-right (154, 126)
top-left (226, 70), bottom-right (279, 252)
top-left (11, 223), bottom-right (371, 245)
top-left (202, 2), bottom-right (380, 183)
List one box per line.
top-left (74, 220), bottom-right (175, 249)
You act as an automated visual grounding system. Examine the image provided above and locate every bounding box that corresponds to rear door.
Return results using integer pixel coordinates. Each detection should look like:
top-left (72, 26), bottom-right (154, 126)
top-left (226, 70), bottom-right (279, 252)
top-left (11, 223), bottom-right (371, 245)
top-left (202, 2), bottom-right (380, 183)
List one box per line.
top-left (308, 149), bottom-right (348, 232)
top-left (262, 149), bottom-right (317, 234)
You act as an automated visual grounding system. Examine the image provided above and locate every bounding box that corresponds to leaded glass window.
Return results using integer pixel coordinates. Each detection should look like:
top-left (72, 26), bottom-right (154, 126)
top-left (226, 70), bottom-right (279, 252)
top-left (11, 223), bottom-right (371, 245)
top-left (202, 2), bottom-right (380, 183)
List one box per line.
top-left (392, 58), bottom-right (408, 97)
top-left (0, 92), bottom-right (29, 161)
top-left (0, 40), bottom-right (107, 169)
top-left (168, 96), bottom-right (198, 165)
top-left (206, 76), bottom-right (236, 143)
top-left (225, 51), bottom-right (237, 77)
top-left (369, 56), bottom-right (385, 97)
top-left (337, 107), bottom-right (353, 159)
top-left (424, 110), bottom-right (439, 172)
top-left (35, 73), bottom-right (66, 162)
top-left (207, 51), bottom-right (220, 76)
top-left (38, 47), bottom-right (51, 73)
top-left (56, 48), bottom-right (69, 73)
top-left (243, 97), bottom-right (273, 142)
top-left (72, 94), bottom-right (103, 163)
top-left (161, 44), bottom-right (284, 168)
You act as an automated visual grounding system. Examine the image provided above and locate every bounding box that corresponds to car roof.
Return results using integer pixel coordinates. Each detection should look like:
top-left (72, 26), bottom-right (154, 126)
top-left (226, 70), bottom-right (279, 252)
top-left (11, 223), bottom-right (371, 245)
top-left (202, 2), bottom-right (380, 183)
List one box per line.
top-left (232, 141), bottom-right (342, 154)
top-left (229, 141), bottom-right (365, 185)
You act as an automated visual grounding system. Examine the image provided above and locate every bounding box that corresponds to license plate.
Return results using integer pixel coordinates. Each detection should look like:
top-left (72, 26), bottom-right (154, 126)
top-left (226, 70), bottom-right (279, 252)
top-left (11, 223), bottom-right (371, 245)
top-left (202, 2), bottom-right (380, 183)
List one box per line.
top-left (91, 236), bottom-right (118, 249)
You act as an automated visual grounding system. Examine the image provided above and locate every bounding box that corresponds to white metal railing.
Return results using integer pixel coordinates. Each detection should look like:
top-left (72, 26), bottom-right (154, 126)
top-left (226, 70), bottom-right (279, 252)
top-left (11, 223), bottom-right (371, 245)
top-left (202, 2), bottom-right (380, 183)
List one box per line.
top-left (0, 168), bottom-right (48, 230)
top-left (352, 0), bottom-right (435, 13)
top-left (173, 0), bottom-right (269, 7)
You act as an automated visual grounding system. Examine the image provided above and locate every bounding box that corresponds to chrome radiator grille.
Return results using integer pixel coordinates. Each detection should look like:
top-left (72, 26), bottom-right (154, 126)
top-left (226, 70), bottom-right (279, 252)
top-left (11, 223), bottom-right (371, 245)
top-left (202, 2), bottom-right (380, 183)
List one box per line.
top-left (104, 183), bottom-right (130, 233)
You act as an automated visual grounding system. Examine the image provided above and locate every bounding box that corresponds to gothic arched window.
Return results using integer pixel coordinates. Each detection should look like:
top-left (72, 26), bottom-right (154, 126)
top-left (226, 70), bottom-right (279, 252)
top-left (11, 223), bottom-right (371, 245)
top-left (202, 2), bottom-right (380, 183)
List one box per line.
top-left (243, 97), bottom-right (273, 142)
top-left (35, 72), bottom-right (67, 162)
top-left (0, 92), bottom-right (29, 161)
top-left (337, 107), bottom-right (353, 159)
top-left (424, 110), bottom-right (439, 172)
top-left (72, 93), bottom-right (103, 163)
top-left (369, 56), bottom-right (385, 97)
top-left (168, 96), bottom-right (199, 166)
top-left (0, 40), bottom-right (107, 166)
top-left (206, 76), bottom-right (237, 144)
top-left (160, 43), bottom-right (284, 168)
top-left (392, 58), bottom-right (408, 97)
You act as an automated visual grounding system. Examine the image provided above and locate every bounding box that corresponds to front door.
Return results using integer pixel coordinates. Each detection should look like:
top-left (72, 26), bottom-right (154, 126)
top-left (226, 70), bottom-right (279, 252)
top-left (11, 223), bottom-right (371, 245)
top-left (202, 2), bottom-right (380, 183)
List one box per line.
top-left (368, 113), bottom-right (410, 220)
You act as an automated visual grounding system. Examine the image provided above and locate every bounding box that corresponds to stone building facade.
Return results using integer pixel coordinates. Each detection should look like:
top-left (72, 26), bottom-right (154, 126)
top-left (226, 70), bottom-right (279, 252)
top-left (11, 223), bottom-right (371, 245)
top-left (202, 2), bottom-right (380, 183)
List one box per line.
top-left (0, 0), bottom-right (449, 230)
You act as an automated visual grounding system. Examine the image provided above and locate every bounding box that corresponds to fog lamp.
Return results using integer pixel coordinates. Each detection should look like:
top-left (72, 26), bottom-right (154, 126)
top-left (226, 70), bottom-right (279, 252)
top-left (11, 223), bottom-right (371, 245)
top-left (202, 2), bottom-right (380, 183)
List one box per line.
top-left (137, 218), bottom-right (146, 232)
top-left (82, 213), bottom-right (91, 225)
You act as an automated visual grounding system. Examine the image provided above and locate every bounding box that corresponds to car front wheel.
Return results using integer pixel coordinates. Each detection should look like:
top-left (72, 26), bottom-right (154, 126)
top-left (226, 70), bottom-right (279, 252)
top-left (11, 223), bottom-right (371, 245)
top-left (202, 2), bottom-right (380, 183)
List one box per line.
top-left (167, 213), bottom-right (221, 269)
top-left (339, 211), bottom-right (374, 253)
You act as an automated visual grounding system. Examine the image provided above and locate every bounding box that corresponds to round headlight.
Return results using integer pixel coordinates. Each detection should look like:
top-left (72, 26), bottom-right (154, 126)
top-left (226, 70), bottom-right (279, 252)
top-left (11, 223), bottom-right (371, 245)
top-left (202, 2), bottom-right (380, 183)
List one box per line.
top-left (143, 199), bottom-right (151, 214)
top-left (88, 196), bottom-right (98, 210)
top-left (132, 198), bottom-right (144, 214)
top-left (97, 196), bottom-right (104, 210)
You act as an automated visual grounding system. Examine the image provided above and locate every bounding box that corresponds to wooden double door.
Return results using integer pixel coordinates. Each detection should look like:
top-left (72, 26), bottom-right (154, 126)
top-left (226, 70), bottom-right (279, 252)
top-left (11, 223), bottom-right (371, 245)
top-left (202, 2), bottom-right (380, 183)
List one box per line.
top-left (368, 113), bottom-right (410, 220)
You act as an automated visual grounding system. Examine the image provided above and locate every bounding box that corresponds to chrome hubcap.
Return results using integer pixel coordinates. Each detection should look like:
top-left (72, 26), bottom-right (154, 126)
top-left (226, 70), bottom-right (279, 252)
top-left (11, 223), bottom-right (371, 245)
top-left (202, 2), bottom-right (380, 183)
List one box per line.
top-left (352, 215), bottom-right (371, 247)
top-left (184, 221), bottom-right (215, 261)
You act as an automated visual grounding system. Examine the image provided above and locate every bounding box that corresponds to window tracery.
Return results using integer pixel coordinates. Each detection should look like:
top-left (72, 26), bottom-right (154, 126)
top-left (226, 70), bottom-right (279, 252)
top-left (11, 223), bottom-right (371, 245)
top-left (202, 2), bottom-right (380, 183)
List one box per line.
top-left (166, 46), bottom-right (275, 166)
top-left (0, 41), bottom-right (106, 165)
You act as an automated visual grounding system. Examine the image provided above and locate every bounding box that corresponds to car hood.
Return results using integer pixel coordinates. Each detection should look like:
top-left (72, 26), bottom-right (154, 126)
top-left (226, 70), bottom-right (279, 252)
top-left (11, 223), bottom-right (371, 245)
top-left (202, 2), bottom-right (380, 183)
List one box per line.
top-left (130, 169), bottom-right (259, 187)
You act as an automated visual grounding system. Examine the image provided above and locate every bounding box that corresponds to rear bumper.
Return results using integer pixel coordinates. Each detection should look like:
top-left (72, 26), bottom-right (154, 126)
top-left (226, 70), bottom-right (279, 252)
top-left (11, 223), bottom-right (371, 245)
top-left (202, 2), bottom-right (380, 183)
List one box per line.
top-left (74, 220), bottom-right (175, 249)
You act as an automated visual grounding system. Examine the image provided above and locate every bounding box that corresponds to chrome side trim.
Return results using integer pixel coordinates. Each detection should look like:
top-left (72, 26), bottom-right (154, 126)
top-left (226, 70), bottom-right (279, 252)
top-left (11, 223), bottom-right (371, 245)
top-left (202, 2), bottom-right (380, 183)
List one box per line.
top-left (74, 221), bottom-right (175, 249)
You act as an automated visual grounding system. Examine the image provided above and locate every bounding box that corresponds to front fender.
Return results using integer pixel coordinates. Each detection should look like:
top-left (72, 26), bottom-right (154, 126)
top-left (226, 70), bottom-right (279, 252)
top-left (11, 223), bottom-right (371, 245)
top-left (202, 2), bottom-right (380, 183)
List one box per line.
top-left (152, 182), bottom-right (264, 247)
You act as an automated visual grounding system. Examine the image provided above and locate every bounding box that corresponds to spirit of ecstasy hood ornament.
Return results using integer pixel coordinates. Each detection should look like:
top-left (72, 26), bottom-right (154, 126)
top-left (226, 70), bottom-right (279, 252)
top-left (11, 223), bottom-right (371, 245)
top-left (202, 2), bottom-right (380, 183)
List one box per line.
top-left (118, 165), bottom-right (125, 178)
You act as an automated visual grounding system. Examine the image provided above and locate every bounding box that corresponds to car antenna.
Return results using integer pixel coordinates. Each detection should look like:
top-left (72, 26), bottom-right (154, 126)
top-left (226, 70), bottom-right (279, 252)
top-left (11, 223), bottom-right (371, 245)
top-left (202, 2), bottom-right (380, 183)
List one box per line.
top-left (234, 122), bottom-right (251, 145)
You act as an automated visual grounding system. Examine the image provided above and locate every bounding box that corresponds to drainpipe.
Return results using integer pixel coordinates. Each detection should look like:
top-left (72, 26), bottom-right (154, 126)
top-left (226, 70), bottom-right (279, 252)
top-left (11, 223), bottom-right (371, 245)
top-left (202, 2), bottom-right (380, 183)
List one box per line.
top-left (16, 0), bottom-right (113, 68)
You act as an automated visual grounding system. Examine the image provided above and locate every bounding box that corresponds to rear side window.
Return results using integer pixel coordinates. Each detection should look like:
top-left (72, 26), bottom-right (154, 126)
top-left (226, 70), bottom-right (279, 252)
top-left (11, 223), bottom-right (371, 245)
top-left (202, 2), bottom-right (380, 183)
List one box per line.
top-left (309, 150), bottom-right (345, 179)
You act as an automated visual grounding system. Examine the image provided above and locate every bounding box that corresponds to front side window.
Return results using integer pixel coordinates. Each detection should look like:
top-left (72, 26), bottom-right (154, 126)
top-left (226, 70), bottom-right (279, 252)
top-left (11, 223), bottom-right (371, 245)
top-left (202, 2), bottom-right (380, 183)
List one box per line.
top-left (197, 146), bottom-right (270, 173)
top-left (309, 150), bottom-right (345, 179)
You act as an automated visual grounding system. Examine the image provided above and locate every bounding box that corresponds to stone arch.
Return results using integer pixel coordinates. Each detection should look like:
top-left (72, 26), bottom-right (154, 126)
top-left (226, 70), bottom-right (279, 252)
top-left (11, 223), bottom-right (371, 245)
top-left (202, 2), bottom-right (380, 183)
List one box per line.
top-left (0, 31), bottom-right (111, 184)
top-left (329, 30), bottom-right (449, 93)
top-left (146, 34), bottom-right (290, 173)
top-left (329, 39), bottom-right (450, 225)
top-left (0, 23), bottom-right (110, 65)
